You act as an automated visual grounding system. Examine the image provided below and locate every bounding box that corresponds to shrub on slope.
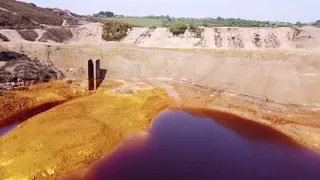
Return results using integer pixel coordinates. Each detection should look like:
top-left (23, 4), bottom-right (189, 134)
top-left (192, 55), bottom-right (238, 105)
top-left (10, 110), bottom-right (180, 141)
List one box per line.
top-left (169, 21), bottom-right (187, 35)
top-left (102, 20), bottom-right (132, 41)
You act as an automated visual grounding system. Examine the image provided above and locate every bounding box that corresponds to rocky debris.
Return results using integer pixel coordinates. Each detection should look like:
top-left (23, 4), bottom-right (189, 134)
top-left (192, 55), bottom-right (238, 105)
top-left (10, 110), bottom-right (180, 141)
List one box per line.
top-left (1, 0), bottom-right (66, 26)
top-left (286, 28), bottom-right (311, 49)
top-left (0, 33), bottom-right (9, 42)
top-left (134, 28), bottom-right (155, 44)
top-left (65, 79), bottom-right (73, 85)
top-left (0, 0), bottom-right (82, 31)
top-left (0, 9), bottom-right (42, 29)
top-left (189, 27), bottom-right (203, 38)
top-left (0, 51), bottom-right (63, 90)
top-left (287, 28), bottom-right (305, 42)
top-left (252, 32), bottom-right (262, 48)
top-left (113, 87), bottom-right (134, 95)
top-left (17, 29), bottom-right (38, 41)
top-left (64, 67), bottom-right (86, 79)
top-left (194, 36), bottom-right (207, 47)
top-left (121, 26), bottom-right (320, 50)
top-left (39, 27), bottom-right (73, 43)
top-left (292, 28), bottom-right (302, 41)
top-left (0, 50), bottom-right (29, 61)
top-left (264, 33), bottom-right (281, 48)
top-left (228, 34), bottom-right (244, 48)
top-left (286, 32), bottom-right (291, 41)
top-left (46, 168), bottom-right (55, 176)
top-left (192, 28), bottom-right (206, 47)
top-left (214, 28), bottom-right (222, 48)
top-left (50, 8), bottom-right (82, 25)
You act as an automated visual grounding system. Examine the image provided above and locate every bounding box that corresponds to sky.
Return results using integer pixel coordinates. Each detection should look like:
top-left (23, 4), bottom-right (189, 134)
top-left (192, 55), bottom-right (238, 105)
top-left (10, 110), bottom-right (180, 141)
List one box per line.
top-left (24, 0), bottom-right (319, 23)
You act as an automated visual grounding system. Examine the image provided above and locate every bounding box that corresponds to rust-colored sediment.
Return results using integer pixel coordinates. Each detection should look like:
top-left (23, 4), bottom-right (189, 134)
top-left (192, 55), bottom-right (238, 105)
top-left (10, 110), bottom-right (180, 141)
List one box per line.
top-left (0, 82), bottom-right (92, 128)
top-left (0, 82), bottom-right (171, 180)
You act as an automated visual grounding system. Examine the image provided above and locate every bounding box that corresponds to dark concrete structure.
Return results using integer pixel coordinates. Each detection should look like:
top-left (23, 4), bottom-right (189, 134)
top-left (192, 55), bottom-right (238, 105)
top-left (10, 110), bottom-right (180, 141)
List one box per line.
top-left (88, 59), bottom-right (102, 90)
top-left (87, 59), bottom-right (94, 90)
top-left (95, 59), bottom-right (101, 89)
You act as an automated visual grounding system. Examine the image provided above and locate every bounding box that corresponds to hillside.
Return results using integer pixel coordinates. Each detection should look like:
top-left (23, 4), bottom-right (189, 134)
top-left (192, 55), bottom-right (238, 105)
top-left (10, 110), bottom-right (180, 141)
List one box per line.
top-left (0, 0), bottom-right (79, 28)
top-left (0, 0), bottom-right (86, 43)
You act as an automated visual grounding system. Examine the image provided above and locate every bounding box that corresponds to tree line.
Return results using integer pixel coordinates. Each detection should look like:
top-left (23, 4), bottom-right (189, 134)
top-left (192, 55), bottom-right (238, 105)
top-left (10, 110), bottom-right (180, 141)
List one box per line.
top-left (92, 11), bottom-right (320, 28)
top-left (93, 11), bottom-right (115, 17)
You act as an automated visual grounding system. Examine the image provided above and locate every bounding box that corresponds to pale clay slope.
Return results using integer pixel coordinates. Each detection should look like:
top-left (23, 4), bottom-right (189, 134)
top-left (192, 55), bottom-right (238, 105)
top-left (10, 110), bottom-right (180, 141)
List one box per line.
top-left (69, 23), bottom-right (104, 45)
top-left (1, 42), bottom-right (319, 105)
top-left (121, 26), bottom-right (320, 50)
top-left (69, 23), bottom-right (320, 50)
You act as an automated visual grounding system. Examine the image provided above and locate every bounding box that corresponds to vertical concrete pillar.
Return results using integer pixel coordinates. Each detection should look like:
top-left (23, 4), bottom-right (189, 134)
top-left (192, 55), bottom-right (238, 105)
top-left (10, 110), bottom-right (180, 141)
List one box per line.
top-left (95, 59), bottom-right (101, 89)
top-left (88, 59), bottom-right (94, 90)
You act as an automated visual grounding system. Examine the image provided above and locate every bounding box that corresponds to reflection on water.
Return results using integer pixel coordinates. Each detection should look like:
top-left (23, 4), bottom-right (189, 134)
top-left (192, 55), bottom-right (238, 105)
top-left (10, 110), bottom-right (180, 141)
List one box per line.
top-left (75, 108), bottom-right (320, 180)
top-left (0, 122), bottom-right (19, 136)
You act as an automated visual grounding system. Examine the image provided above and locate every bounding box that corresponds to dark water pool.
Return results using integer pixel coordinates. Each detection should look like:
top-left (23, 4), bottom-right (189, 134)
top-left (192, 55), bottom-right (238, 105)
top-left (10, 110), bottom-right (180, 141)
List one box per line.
top-left (77, 108), bottom-right (320, 180)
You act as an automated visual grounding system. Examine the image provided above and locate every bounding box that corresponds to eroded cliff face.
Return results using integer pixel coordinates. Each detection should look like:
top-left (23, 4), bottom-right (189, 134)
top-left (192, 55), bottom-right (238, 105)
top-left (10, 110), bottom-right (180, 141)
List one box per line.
top-left (1, 21), bottom-right (320, 51)
top-left (121, 26), bottom-right (320, 50)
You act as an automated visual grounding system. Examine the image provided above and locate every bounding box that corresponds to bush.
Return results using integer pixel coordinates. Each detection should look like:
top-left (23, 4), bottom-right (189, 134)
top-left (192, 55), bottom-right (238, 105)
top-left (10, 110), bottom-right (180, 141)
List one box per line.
top-left (202, 22), bottom-right (209, 27)
top-left (189, 23), bottom-right (198, 30)
top-left (18, 30), bottom-right (38, 41)
top-left (169, 21), bottom-right (187, 35)
top-left (102, 20), bottom-right (132, 41)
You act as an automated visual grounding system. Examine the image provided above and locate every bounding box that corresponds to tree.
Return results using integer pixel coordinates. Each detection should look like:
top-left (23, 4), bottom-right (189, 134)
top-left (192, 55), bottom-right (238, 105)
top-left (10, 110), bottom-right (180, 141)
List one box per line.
top-left (296, 21), bottom-right (302, 27)
top-left (96, 11), bottom-right (115, 17)
top-left (202, 22), bottom-right (209, 27)
top-left (217, 16), bottom-right (223, 20)
top-left (165, 15), bottom-right (172, 22)
top-left (104, 11), bottom-right (115, 17)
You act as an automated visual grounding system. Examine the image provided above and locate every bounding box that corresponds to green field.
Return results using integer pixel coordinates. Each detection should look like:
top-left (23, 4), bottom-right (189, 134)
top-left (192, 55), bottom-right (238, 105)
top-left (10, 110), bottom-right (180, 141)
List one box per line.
top-left (103, 17), bottom-right (164, 27)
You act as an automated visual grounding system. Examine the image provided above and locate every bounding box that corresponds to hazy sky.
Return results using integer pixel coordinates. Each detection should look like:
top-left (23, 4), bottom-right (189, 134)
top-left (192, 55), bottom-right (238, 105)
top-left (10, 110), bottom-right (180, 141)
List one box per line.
top-left (24, 0), bottom-right (319, 22)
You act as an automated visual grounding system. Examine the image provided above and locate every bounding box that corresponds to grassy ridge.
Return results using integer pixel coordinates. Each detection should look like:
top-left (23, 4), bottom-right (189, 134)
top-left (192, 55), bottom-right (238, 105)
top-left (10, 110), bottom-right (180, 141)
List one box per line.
top-left (101, 16), bottom-right (301, 28)
top-left (103, 17), bottom-right (164, 27)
